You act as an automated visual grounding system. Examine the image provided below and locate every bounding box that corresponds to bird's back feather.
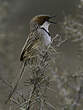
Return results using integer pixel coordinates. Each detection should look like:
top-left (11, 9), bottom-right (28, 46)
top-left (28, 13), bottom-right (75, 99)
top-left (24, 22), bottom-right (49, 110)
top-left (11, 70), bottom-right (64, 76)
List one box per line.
top-left (20, 30), bottom-right (40, 61)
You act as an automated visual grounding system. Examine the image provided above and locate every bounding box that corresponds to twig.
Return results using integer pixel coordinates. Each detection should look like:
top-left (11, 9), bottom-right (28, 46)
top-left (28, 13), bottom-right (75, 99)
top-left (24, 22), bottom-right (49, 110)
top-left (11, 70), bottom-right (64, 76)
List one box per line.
top-left (10, 97), bottom-right (20, 105)
top-left (0, 77), bottom-right (26, 102)
top-left (5, 61), bottom-right (26, 104)
top-left (40, 98), bottom-right (44, 110)
top-left (46, 87), bottom-right (56, 94)
top-left (26, 85), bottom-right (36, 110)
top-left (72, 80), bottom-right (83, 110)
top-left (45, 101), bottom-right (56, 110)
top-left (56, 39), bottom-right (68, 47)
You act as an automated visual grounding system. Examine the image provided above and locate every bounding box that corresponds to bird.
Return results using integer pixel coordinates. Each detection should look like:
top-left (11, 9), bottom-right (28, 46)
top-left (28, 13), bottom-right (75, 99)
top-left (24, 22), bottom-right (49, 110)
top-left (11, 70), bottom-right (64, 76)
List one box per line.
top-left (20, 14), bottom-right (56, 62)
top-left (5, 14), bottom-right (56, 104)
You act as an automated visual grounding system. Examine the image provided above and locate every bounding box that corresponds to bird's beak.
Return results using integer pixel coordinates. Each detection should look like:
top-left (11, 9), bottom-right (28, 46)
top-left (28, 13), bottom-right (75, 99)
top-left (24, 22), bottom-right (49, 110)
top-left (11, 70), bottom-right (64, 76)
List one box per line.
top-left (48, 16), bottom-right (56, 24)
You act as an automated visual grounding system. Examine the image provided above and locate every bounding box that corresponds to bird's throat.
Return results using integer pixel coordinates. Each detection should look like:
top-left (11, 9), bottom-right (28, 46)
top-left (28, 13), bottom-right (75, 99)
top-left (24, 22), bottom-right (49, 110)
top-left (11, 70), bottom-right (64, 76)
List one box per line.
top-left (41, 21), bottom-right (50, 32)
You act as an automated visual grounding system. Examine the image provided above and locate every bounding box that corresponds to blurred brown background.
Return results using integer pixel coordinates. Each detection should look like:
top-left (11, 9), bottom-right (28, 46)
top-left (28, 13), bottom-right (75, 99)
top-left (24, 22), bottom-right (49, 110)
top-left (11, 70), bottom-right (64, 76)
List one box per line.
top-left (0, 0), bottom-right (83, 110)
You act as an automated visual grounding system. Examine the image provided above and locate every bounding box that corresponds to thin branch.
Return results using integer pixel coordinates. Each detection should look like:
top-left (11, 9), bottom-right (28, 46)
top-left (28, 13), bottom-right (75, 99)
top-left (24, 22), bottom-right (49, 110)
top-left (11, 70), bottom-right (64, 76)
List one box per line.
top-left (72, 80), bottom-right (83, 110)
top-left (17, 97), bottom-right (40, 109)
top-left (40, 99), bottom-right (44, 110)
top-left (10, 97), bottom-right (20, 105)
top-left (0, 77), bottom-right (26, 102)
top-left (26, 85), bottom-right (36, 110)
top-left (0, 77), bottom-right (12, 88)
top-left (45, 101), bottom-right (56, 110)
top-left (5, 62), bottom-right (26, 104)
top-left (47, 87), bottom-right (56, 94)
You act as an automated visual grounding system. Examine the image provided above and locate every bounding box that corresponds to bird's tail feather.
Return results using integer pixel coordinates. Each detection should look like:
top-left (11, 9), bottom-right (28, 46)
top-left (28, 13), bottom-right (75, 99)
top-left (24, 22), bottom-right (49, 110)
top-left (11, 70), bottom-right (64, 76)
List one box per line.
top-left (5, 61), bottom-right (26, 104)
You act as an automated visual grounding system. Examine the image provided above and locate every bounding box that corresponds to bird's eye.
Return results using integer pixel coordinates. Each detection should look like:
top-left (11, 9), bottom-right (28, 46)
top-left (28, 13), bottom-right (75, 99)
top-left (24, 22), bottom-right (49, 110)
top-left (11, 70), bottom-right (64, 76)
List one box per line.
top-left (45, 17), bottom-right (50, 21)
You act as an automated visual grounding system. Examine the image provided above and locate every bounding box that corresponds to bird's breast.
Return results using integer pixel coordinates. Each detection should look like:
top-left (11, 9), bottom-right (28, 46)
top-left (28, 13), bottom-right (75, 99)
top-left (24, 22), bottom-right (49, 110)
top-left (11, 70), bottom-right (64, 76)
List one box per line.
top-left (38, 28), bottom-right (52, 46)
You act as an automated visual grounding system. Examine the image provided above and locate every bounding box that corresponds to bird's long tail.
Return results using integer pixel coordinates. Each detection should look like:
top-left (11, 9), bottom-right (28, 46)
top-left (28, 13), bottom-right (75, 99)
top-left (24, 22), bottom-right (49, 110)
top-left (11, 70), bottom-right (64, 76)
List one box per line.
top-left (5, 61), bottom-right (26, 104)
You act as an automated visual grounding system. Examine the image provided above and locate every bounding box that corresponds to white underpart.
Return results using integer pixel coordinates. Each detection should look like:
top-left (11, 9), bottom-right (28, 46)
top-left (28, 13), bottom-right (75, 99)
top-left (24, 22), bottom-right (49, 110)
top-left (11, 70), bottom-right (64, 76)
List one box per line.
top-left (41, 21), bottom-right (50, 32)
top-left (38, 21), bottom-right (52, 46)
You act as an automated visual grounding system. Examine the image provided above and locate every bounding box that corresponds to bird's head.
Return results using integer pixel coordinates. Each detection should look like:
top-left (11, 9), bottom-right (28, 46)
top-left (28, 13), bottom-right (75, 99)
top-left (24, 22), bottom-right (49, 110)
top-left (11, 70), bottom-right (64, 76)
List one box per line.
top-left (30, 14), bottom-right (56, 31)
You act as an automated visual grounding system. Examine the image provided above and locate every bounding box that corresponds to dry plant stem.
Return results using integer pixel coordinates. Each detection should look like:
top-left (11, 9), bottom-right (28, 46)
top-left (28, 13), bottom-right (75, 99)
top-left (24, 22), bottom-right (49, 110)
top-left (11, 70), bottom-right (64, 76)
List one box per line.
top-left (0, 77), bottom-right (12, 89)
top-left (72, 80), bottom-right (83, 110)
top-left (10, 97), bottom-right (20, 105)
top-left (26, 52), bottom-right (49, 110)
top-left (0, 77), bottom-right (26, 102)
top-left (45, 101), bottom-right (56, 110)
top-left (41, 86), bottom-right (56, 94)
top-left (40, 99), bottom-right (44, 110)
top-left (56, 39), bottom-right (68, 47)
top-left (18, 96), bottom-right (41, 110)
top-left (5, 61), bottom-right (26, 104)
top-left (26, 84), bottom-right (36, 110)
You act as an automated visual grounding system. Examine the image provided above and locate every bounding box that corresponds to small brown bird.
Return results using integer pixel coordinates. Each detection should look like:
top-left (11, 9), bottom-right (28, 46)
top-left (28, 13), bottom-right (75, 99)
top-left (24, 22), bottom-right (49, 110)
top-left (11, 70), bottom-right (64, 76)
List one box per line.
top-left (5, 14), bottom-right (56, 103)
top-left (20, 14), bottom-right (56, 62)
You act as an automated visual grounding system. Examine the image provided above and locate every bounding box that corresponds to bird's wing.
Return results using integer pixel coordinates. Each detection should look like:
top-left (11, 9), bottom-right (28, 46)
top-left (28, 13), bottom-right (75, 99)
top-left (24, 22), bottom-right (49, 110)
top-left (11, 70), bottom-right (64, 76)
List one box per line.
top-left (20, 31), bottom-right (40, 61)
